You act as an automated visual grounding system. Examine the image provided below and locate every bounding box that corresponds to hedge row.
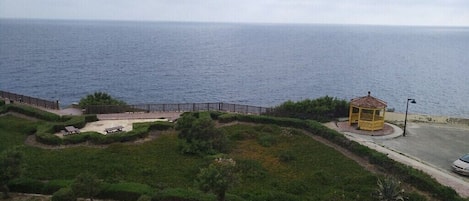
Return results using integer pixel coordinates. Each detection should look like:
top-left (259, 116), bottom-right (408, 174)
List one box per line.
top-left (8, 178), bottom-right (72, 195)
top-left (217, 113), bottom-right (465, 201)
top-left (5, 104), bottom-right (62, 121)
top-left (9, 178), bottom-right (155, 201)
top-left (9, 178), bottom-right (235, 201)
top-left (35, 114), bottom-right (99, 145)
top-left (36, 120), bottom-right (174, 145)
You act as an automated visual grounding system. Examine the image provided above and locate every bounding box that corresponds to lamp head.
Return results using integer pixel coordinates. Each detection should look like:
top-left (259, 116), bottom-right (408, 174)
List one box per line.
top-left (409, 99), bottom-right (416, 104)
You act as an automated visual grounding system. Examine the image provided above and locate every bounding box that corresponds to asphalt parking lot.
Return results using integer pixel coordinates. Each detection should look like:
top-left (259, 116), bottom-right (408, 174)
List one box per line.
top-left (374, 122), bottom-right (469, 182)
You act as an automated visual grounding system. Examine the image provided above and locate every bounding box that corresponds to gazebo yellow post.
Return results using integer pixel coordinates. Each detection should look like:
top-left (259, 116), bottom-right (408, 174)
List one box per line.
top-left (372, 109), bottom-right (376, 131)
top-left (349, 106), bottom-right (353, 125)
top-left (357, 107), bottom-right (362, 128)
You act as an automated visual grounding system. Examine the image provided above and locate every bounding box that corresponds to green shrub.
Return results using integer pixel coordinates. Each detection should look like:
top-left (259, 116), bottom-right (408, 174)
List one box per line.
top-left (154, 188), bottom-right (215, 201)
top-left (177, 113), bottom-right (229, 155)
top-left (0, 100), bottom-right (5, 106)
top-left (0, 106), bottom-right (6, 114)
top-left (235, 159), bottom-right (267, 179)
top-left (405, 192), bottom-right (427, 201)
top-left (98, 182), bottom-right (154, 201)
top-left (78, 92), bottom-right (127, 108)
top-left (42, 180), bottom-right (72, 194)
top-left (6, 104), bottom-right (61, 121)
top-left (266, 96), bottom-right (349, 122)
top-left (137, 194), bottom-right (152, 201)
top-left (241, 190), bottom-right (299, 201)
top-left (257, 134), bottom-right (276, 147)
top-left (148, 121), bottom-right (174, 130)
top-left (35, 124), bottom-right (62, 145)
top-left (278, 150), bottom-right (296, 162)
top-left (84, 114), bottom-right (99, 122)
top-left (35, 119), bottom-right (173, 146)
top-left (209, 111), bottom-right (224, 120)
top-left (51, 187), bottom-right (76, 201)
top-left (62, 133), bottom-right (91, 144)
top-left (8, 178), bottom-right (44, 194)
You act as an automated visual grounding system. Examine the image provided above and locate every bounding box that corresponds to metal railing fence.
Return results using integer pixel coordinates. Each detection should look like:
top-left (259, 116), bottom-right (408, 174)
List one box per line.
top-left (0, 90), bottom-right (59, 110)
top-left (85, 102), bottom-right (272, 115)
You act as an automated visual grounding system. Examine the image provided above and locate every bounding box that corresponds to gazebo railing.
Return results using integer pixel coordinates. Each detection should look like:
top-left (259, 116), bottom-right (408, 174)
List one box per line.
top-left (358, 119), bottom-right (385, 131)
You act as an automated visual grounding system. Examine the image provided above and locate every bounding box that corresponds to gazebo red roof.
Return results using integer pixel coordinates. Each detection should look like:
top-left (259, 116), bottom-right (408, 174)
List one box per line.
top-left (350, 92), bottom-right (387, 108)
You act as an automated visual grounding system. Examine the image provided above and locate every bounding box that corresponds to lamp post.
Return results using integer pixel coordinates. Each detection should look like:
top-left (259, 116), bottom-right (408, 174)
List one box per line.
top-left (403, 98), bottom-right (416, 136)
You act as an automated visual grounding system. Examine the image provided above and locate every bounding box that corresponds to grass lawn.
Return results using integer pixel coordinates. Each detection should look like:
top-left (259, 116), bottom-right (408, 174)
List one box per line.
top-left (0, 114), bottom-right (37, 152)
top-left (2, 115), bottom-right (378, 200)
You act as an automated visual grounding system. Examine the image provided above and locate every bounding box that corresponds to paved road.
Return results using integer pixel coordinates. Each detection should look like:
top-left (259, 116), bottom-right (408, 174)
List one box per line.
top-left (333, 121), bottom-right (469, 197)
top-left (374, 122), bottom-right (469, 182)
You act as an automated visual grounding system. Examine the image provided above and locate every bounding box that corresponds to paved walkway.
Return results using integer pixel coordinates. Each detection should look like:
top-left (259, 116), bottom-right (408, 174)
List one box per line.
top-left (325, 121), bottom-right (469, 198)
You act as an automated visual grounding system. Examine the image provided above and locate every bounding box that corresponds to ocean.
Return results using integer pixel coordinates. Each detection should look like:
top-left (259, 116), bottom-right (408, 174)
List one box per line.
top-left (1, 19), bottom-right (468, 118)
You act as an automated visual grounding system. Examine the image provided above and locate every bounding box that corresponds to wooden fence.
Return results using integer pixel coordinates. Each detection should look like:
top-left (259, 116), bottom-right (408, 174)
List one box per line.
top-left (0, 90), bottom-right (60, 110)
top-left (85, 102), bottom-right (272, 115)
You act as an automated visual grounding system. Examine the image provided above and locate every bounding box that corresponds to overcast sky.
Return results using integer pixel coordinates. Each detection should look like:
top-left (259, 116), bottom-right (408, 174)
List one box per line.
top-left (1, 0), bottom-right (468, 26)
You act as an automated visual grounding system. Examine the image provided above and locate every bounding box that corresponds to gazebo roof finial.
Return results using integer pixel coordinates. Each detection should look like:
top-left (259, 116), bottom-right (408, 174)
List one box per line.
top-left (350, 91), bottom-right (387, 108)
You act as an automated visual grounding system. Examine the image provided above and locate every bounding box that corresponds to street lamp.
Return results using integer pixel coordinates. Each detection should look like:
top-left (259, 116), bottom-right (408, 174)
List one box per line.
top-left (403, 98), bottom-right (416, 136)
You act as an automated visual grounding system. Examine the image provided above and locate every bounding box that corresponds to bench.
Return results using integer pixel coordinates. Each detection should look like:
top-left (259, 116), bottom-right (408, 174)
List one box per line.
top-left (105, 126), bottom-right (124, 134)
top-left (64, 126), bottom-right (80, 135)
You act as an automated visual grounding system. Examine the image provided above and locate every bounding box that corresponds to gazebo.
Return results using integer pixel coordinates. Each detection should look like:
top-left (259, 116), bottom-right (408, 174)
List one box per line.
top-left (349, 92), bottom-right (387, 131)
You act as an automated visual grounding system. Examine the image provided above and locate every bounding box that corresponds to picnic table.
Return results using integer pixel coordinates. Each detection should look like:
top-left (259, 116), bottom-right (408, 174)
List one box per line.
top-left (105, 126), bottom-right (124, 134)
top-left (64, 126), bottom-right (80, 135)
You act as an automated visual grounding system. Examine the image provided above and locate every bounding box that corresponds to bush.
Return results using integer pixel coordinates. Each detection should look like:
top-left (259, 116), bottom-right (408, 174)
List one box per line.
top-left (35, 120), bottom-right (172, 146)
top-left (278, 150), bottom-right (296, 162)
top-left (0, 100), bottom-right (5, 107)
top-left (235, 159), bottom-right (267, 179)
top-left (98, 182), bottom-right (154, 201)
top-left (405, 192), bottom-right (427, 201)
top-left (35, 126), bottom-right (62, 145)
top-left (79, 92), bottom-right (127, 108)
top-left (8, 178), bottom-right (44, 194)
top-left (241, 190), bottom-right (299, 201)
top-left (257, 134), bottom-right (276, 147)
top-left (177, 113), bottom-right (229, 155)
top-left (137, 194), bottom-right (152, 201)
top-left (6, 104), bottom-right (61, 121)
top-left (154, 188), bottom-right (215, 201)
top-left (51, 187), bottom-right (76, 201)
top-left (266, 96), bottom-right (349, 122)
top-left (42, 180), bottom-right (72, 194)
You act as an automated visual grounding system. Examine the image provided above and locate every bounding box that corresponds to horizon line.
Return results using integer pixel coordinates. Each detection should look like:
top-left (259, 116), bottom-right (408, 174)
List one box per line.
top-left (2, 17), bottom-right (469, 29)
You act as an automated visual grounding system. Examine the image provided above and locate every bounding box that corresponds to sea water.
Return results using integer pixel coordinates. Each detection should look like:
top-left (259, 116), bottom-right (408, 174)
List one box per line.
top-left (1, 19), bottom-right (468, 117)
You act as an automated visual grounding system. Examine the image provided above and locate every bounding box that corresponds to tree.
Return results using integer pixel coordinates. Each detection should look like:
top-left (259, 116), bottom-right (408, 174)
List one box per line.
top-left (375, 176), bottom-right (405, 201)
top-left (176, 113), bottom-right (229, 155)
top-left (196, 158), bottom-right (239, 201)
top-left (0, 148), bottom-right (23, 198)
top-left (71, 172), bottom-right (102, 201)
top-left (78, 92), bottom-right (126, 108)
